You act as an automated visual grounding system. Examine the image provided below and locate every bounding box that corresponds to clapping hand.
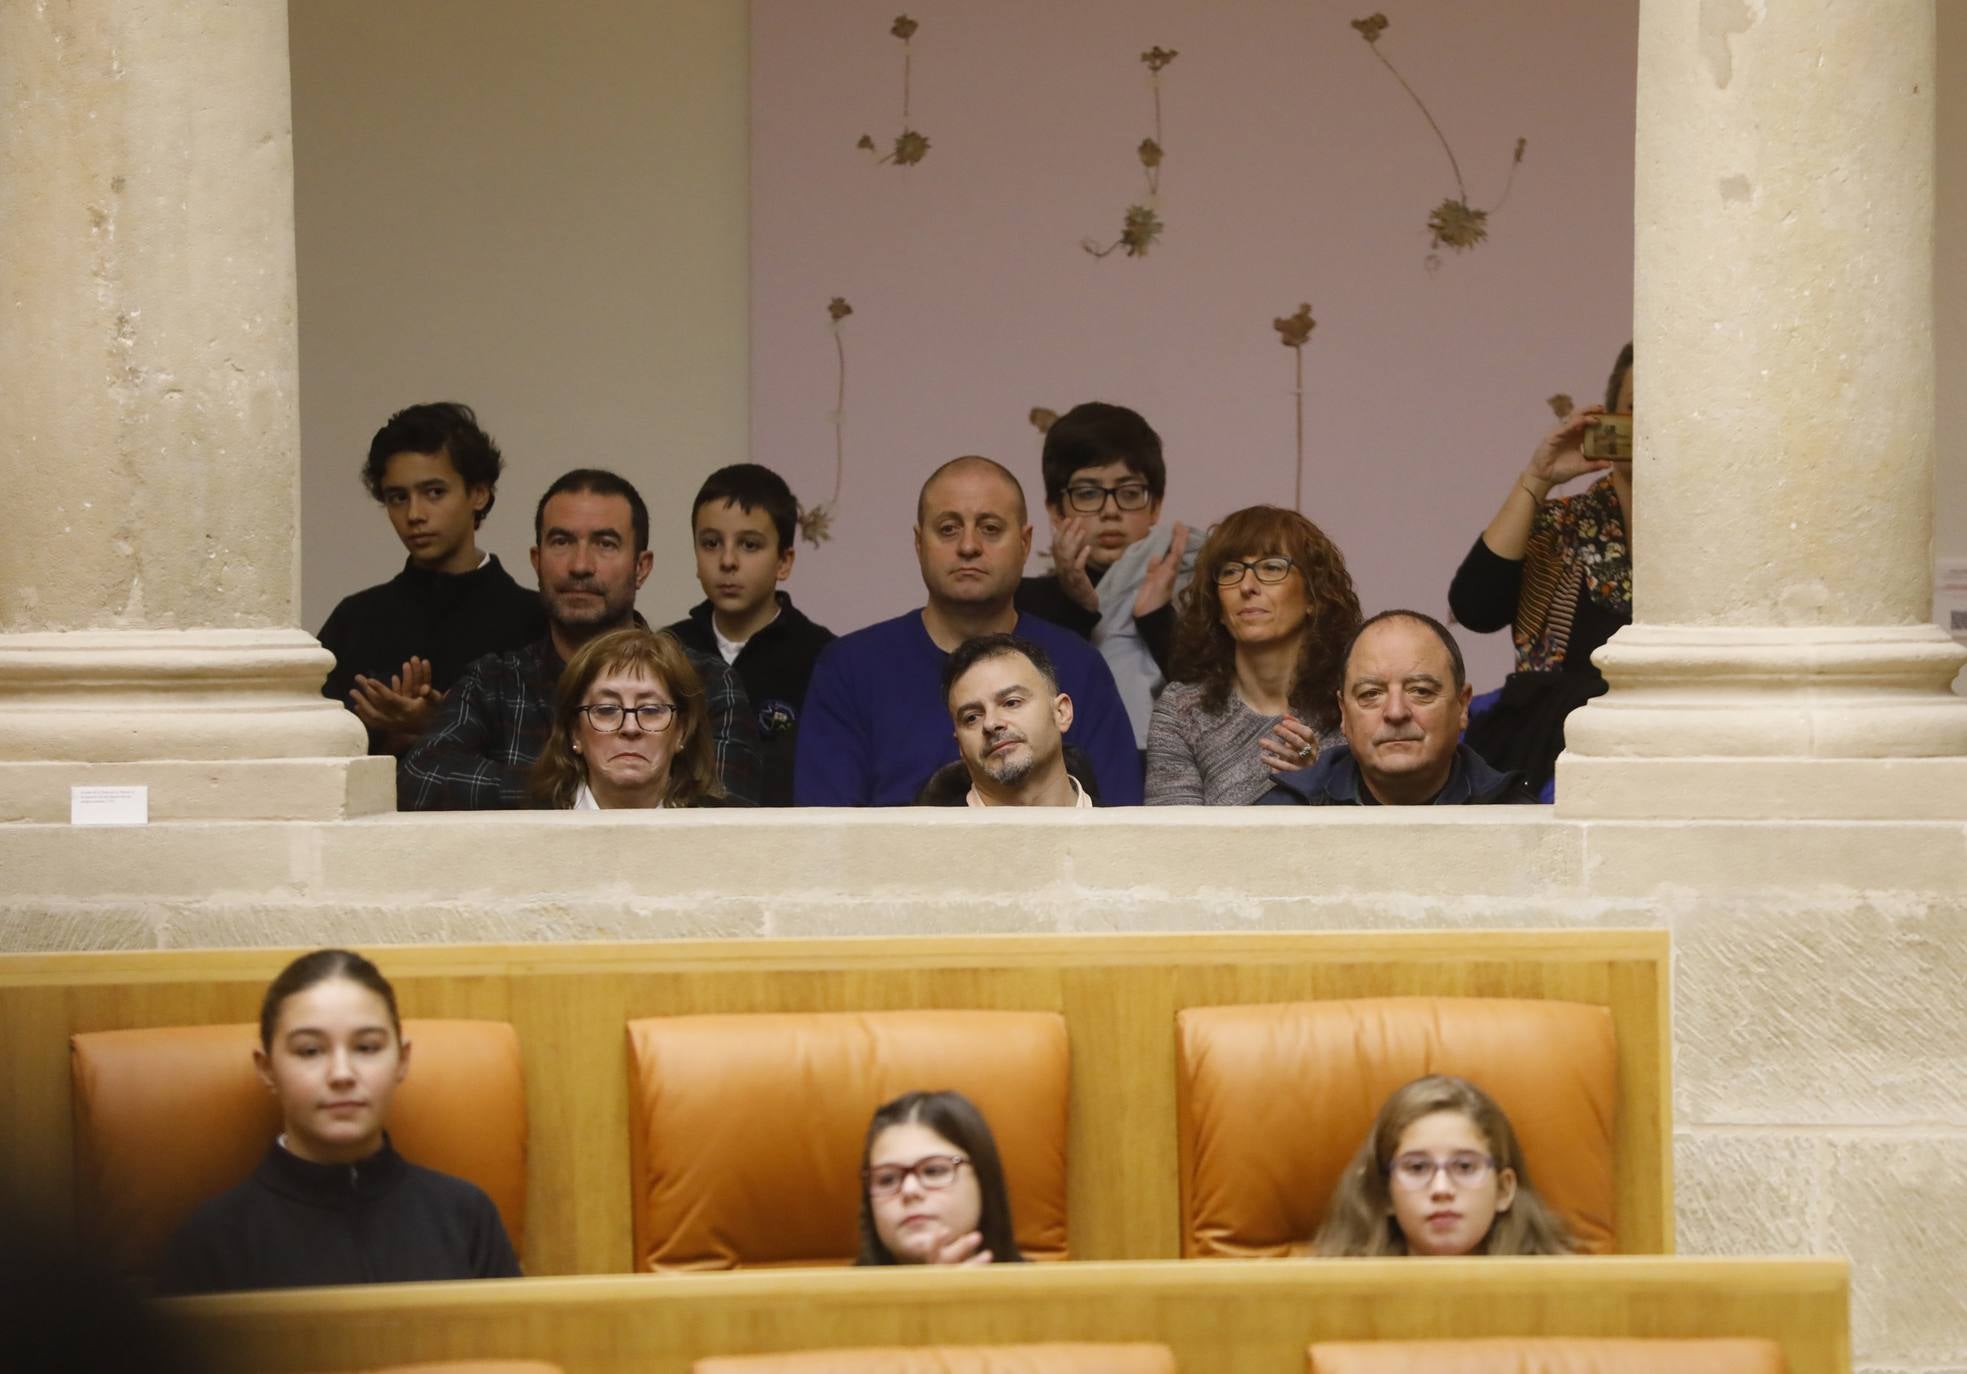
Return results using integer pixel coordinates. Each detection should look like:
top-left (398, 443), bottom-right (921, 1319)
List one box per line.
top-left (1051, 517), bottom-right (1101, 614)
top-left (1133, 521), bottom-right (1190, 619)
top-left (349, 656), bottom-right (445, 753)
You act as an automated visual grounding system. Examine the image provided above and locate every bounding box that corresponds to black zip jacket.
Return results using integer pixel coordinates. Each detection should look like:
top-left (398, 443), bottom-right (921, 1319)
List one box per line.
top-left (154, 1136), bottom-right (520, 1295)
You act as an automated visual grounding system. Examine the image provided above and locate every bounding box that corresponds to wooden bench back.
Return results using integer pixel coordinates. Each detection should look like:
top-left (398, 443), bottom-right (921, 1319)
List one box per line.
top-left (0, 930), bottom-right (1671, 1272)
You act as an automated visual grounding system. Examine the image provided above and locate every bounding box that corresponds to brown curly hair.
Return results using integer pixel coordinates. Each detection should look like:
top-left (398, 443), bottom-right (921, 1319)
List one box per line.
top-left (1169, 506), bottom-right (1361, 733)
top-left (530, 627), bottom-right (723, 809)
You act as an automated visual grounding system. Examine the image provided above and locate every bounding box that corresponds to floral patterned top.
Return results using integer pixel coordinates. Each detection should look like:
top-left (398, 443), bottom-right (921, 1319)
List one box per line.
top-left (1448, 475), bottom-right (1634, 679)
top-left (1509, 477), bottom-right (1632, 673)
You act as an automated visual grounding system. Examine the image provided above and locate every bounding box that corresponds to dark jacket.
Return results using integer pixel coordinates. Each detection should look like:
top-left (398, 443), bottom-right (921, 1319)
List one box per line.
top-left (318, 555), bottom-right (546, 755)
top-left (1257, 741), bottom-right (1539, 806)
top-left (912, 744), bottom-right (1105, 806)
top-left (665, 593), bottom-right (835, 807)
top-left (154, 1136), bottom-right (520, 1295)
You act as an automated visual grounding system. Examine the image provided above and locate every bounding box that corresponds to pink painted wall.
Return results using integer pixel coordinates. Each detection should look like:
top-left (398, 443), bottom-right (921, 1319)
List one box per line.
top-left (750, 0), bottom-right (1638, 690)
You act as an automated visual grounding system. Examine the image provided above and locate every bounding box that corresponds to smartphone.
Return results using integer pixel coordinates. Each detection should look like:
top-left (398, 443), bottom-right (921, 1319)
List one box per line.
top-left (1581, 413), bottom-right (1633, 462)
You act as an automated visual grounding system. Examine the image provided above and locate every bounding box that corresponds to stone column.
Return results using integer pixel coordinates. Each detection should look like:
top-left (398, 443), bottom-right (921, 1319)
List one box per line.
top-left (0, 1), bottom-right (389, 820)
top-left (1558, 0), bottom-right (1967, 819)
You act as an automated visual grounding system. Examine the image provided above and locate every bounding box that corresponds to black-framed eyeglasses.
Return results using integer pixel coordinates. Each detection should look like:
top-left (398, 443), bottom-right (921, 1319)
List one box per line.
top-left (1386, 1151), bottom-right (1497, 1191)
top-left (863, 1154), bottom-right (969, 1198)
top-left (1064, 481), bottom-right (1153, 514)
top-left (579, 702), bottom-right (678, 733)
top-left (1214, 556), bottom-right (1297, 586)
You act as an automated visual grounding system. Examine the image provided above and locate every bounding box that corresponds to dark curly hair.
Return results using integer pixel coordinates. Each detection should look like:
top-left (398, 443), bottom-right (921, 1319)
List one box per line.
top-left (1170, 505), bottom-right (1361, 734)
top-left (361, 402), bottom-right (503, 527)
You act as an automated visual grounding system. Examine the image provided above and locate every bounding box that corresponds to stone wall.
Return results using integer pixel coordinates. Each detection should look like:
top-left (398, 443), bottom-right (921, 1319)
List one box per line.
top-left (3, 808), bottom-right (1962, 1369)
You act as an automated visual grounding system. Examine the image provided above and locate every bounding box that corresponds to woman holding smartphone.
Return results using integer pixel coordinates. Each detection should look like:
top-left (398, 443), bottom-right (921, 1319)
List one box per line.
top-left (1447, 343), bottom-right (1634, 799)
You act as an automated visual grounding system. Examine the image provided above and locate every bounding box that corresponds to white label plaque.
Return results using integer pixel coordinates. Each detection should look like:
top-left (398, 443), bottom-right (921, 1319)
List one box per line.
top-left (70, 785), bottom-right (149, 826)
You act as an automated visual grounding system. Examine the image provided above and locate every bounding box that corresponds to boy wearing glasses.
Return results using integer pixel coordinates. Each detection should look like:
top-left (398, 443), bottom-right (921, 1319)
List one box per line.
top-left (1017, 402), bottom-right (1200, 749)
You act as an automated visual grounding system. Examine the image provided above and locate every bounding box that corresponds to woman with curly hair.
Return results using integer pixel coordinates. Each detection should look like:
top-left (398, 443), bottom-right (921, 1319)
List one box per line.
top-left (530, 627), bottom-right (727, 809)
top-left (1145, 506), bottom-right (1361, 805)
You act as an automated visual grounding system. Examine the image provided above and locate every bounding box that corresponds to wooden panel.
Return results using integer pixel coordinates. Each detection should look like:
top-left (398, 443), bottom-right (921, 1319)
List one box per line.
top-left (162, 1258), bottom-right (1848, 1374)
top-left (0, 931), bottom-right (1672, 1273)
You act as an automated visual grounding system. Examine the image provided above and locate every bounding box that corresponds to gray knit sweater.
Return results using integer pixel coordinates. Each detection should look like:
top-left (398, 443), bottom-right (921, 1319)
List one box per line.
top-left (1144, 680), bottom-right (1341, 806)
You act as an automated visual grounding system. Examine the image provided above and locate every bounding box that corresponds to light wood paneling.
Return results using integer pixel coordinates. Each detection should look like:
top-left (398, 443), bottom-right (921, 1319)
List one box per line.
top-left (164, 1258), bottom-right (1848, 1374)
top-left (0, 931), bottom-right (1672, 1272)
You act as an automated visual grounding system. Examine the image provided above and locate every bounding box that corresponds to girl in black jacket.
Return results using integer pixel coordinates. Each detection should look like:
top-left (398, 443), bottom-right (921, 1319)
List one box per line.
top-left (156, 949), bottom-right (520, 1295)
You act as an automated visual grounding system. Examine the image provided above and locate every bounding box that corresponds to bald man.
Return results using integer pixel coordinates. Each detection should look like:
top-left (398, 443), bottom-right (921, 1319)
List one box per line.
top-left (794, 457), bottom-right (1144, 806)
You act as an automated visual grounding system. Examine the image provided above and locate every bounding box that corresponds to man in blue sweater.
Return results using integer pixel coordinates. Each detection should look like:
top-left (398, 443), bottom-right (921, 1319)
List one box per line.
top-left (794, 456), bottom-right (1144, 806)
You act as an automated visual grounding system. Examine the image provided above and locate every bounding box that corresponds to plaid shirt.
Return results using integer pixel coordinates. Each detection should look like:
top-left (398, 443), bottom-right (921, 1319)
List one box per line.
top-left (398, 637), bottom-right (760, 810)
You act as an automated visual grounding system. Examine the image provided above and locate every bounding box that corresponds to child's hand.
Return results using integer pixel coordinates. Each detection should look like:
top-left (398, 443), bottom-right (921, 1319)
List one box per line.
top-left (1052, 518), bottom-right (1100, 613)
top-left (1133, 522), bottom-right (1189, 619)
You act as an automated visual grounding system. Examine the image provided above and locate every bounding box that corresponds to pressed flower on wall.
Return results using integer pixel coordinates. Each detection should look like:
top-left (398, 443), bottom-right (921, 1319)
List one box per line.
top-left (1029, 407), bottom-right (1060, 435)
top-left (1548, 393), bottom-right (1575, 420)
top-left (858, 15), bottom-right (931, 167)
top-left (1350, 13), bottom-right (1526, 260)
top-left (1083, 46), bottom-right (1177, 259)
top-left (799, 297), bottom-right (855, 548)
top-left (1273, 303), bottom-right (1317, 512)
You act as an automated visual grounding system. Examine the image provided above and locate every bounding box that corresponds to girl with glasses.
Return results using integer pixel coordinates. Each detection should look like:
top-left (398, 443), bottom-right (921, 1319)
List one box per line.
top-left (1146, 506), bottom-right (1361, 804)
top-left (531, 627), bottom-right (727, 809)
top-left (856, 1090), bottom-right (1025, 1266)
top-left (156, 949), bottom-right (521, 1294)
top-left (1314, 1074), bottom-right (1573, 1256)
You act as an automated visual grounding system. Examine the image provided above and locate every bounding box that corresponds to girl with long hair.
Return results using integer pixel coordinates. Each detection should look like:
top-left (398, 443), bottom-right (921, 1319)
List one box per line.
top-left (1313, 1074), bottom-right (1573, 1256)
top-left (856, 1090), bottom-right (1025, 1266)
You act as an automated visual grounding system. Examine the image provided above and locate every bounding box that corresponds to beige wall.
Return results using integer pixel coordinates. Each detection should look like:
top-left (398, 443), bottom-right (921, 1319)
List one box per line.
top-left (290, 0), bottom-right (749, 635)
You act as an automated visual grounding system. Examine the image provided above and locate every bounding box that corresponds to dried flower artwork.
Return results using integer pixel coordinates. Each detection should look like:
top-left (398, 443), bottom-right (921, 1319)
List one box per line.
top-left (799, 297), bottom-right (855, 548)
top-left (1273, 303), bottom-right (1317, 511)
top-left (1350, 13), bottom-right (1526, 260)
top-left (1084, 46), bottom-right (1177, 259)
top-left (1547, 393), bottom-right (1575, 420)
top-left (858, 15), bottom-right (930, 167)
top-left (1029, 407), bottom-right (1060, 435)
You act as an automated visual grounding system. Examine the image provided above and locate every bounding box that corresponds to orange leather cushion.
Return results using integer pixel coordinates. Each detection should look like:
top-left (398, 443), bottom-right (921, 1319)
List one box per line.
top-left (1307, 1338), bottom-right (1784, 1374)
top-left (366, 1366), bottom-right (563, 1374)
top-left (71, 1019), bottom-right (527, 1276)
top-left (696, 1345), bottom-right (1176, 1374)
top-left (1176, 997), bottom-right (1617, 1257)
top-left (626, 1010), bottom-right (1068, 1270)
